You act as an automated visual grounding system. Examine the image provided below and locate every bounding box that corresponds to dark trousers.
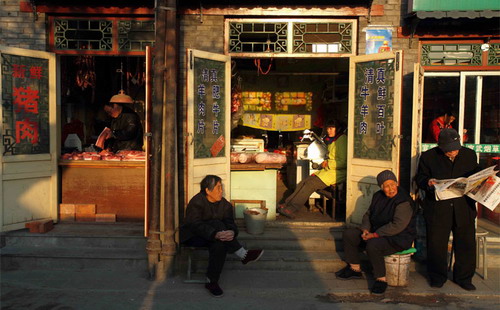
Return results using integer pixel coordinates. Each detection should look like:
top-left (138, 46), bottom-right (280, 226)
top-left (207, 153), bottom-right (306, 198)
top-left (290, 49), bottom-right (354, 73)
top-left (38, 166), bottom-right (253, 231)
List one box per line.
top-left (183, 220), bottom-right (242, 283)
top-left (426, 210), bottom-right (476, 285)
top-left (343, 227), bottom-right (400, 279)
top-left (284, 175), bottom-right (327, 212)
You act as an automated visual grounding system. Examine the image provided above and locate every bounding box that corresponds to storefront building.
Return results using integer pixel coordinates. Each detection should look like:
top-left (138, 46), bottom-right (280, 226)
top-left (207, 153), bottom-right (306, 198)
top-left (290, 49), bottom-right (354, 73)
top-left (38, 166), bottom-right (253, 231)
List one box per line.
top-left (404, 0), bottom-right (500, 226)
top-left (0, 0), bottom-right (498, 247)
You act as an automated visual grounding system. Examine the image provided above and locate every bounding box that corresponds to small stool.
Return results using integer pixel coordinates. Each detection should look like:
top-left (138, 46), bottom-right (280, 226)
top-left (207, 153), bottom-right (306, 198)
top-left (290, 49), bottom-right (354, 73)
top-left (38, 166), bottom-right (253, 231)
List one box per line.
top-left (448, 231), bottom-right (489, 279)
top-left (476, 231), bottom-right (488, 279)
top-left (314, 182), bottom-right (345, 218)
top-left (181, 245), bottom-right (208, 283)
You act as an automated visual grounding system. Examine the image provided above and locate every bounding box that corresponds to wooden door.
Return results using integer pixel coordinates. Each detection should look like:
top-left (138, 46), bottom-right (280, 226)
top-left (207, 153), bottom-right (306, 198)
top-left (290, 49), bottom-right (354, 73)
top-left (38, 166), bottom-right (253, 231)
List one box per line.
top-left (410, 63), bottom-right (425, 197)
top-left (0, 46), bottom-right (58, 231)
top-left (185, 49), bottom-right (231, 201)
top-left (346, 51), bottom-right (403, 225)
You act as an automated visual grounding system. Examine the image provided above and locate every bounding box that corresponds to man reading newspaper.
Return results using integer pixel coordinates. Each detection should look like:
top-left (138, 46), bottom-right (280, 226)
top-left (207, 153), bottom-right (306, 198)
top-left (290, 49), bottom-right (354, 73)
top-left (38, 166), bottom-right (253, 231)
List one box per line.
top-left (416, 128), bottom-right (481, 291)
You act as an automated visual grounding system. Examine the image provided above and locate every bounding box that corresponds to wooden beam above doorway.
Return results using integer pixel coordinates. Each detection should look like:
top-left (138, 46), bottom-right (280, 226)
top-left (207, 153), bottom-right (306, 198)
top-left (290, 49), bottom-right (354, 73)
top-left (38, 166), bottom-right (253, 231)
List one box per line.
top-left (180, 5), bottom-right (384, 17)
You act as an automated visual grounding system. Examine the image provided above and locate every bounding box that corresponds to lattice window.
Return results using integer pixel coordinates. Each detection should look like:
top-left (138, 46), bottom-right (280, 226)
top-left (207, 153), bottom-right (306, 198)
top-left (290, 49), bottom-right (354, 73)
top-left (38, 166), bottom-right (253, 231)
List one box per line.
top-left (226, 19), bottom-right (356, 57)
top-left (421, 44), bottom-right (482, 66)
top-left (54, 19), bottom-right (113, 51)
top-left (487, 43), bottom-right (500, 66)
top-left (50, 17), bottom-right (154, 55)
top-left (292, 22), bottom-right (353, 54)
top-left (228, 22), bottom-right (288, 53)
top-left (118, 20), bottom-right (155, 52)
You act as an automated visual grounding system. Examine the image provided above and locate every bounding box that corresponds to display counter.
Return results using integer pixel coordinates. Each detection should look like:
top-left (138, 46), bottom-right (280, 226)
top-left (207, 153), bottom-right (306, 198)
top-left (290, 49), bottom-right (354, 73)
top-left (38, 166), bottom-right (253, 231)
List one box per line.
top-left (59, 160), bottom-right (145, 222)
top-left (230, 163), bottom-right (283, 220)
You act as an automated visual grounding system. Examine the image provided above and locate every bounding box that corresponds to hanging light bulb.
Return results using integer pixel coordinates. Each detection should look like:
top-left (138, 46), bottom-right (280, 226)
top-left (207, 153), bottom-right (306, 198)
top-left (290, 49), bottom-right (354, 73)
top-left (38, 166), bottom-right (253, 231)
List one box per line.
top-left (110, 61), bottom-right (133, 104)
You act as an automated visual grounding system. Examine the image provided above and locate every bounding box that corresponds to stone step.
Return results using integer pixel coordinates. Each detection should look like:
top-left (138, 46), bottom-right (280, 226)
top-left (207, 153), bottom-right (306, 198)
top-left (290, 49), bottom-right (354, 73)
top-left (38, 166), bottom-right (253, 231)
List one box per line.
top-left (178, 249), bottom-right (349, 273)
top-left (1, 246), bottom-right (147, 271)
top-left (236, 227), bottom-right (343, 251)
top-left (1, 234), bottom-right (147, 249)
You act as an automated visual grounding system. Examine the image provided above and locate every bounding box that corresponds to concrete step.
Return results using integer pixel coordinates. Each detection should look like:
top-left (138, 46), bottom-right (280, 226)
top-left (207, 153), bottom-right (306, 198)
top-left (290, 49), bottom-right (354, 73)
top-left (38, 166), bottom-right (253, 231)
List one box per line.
top-left (1, 246), bottom-right (147, 271)
top-left (1, 234), bottom-right (147, 249)
top-left (178, 248), bottom-right (349, 273)
top-left (0, 223), bottom-right (147, 271)
top-left (236, 227), bottom-right (343, 251)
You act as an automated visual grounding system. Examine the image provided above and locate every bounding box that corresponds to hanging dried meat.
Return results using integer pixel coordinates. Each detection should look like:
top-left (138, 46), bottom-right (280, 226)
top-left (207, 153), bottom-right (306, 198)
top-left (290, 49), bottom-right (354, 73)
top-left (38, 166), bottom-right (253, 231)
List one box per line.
top-left (75, 56), bottom-right (96, 90)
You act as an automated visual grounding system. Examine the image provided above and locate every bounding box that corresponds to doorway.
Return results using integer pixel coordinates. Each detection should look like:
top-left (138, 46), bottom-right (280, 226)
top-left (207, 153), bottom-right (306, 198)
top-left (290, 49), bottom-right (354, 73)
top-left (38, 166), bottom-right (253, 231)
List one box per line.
top-left (229, 57), bottom-right (349, 221)
top-left (422, 71), bottom-right (500, 225)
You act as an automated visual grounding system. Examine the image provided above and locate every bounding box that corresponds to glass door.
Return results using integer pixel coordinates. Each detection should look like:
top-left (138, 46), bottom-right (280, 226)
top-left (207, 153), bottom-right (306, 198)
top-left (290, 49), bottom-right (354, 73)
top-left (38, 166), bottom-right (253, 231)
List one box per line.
top-left (422, 71), bottom-right (500, 225)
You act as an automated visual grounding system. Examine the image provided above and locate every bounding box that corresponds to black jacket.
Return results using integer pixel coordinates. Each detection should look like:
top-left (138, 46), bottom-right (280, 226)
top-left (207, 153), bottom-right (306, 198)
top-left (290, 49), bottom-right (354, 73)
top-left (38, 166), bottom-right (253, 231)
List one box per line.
top-left (361, 188), bottom-right (417, 251)
top-left (415, 146), bottom-right (479, 227)
top-left (180, 192), bottom-right (238, 243)
top-left (106, 107), bottom-right (143, 152)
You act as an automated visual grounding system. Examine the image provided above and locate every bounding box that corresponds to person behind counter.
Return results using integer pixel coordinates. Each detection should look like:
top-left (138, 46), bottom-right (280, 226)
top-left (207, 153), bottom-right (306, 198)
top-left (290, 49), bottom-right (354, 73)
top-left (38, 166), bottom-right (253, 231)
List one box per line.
top-left (277, 119), bottom-right (347, 219)
top-left (96, 99), bottom-right (144, 153)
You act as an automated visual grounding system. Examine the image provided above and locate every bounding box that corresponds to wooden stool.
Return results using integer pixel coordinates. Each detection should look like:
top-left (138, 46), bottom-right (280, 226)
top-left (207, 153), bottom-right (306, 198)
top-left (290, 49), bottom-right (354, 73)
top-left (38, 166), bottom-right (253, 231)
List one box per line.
top-left (476, 231), bottom-right (488, 279)
top-left (181, 245), bottom-right (208, 283)
top-left (314, 182), bottom-right (345, 219)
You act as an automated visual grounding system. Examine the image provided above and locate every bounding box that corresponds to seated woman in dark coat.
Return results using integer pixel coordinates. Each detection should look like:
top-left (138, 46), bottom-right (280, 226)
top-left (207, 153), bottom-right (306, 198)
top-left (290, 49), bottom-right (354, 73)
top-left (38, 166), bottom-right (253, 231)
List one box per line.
top-left (181, 175), bottom-right (264, 297)
top-left (335, 170), bottom-right (417, 295)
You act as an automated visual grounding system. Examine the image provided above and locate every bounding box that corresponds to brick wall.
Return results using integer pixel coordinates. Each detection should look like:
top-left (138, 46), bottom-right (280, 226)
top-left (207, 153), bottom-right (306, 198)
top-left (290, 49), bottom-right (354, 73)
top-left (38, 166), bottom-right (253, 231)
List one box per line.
top-left (0, 0), bottom-right (47, 51)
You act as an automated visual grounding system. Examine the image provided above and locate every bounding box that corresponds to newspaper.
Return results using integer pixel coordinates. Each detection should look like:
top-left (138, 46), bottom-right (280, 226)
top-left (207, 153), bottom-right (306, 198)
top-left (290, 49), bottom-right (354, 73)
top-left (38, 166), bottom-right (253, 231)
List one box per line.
top-left (433, 165), bottom-right (500, 211)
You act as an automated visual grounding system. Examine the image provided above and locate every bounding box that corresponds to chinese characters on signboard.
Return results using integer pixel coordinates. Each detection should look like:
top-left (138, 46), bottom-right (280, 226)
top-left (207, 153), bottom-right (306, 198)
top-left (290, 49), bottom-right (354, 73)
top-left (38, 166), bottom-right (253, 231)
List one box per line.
top-left (193, 57), bottom-right (226, 158)
top-left (1, 54), bottom-right (50, 155)
top-left (354, 59), bottom-right (394, 160)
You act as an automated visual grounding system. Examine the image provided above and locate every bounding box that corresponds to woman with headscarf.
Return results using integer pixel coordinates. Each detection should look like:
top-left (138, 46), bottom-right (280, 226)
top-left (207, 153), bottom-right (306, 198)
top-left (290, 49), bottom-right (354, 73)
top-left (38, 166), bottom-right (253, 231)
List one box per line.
top-left (278, 119), bottom-right (347, 219)
top-left (335, 170), bottom-right (417, 295)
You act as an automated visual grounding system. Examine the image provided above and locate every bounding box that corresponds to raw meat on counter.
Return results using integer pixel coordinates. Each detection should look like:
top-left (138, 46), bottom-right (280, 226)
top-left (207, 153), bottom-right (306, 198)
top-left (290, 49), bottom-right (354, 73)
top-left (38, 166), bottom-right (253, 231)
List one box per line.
top-left (230, 152), bottom-right (256, 164)
top-left (61, 150), bottom-right (146, 161)
top-left (254, 152), bottom-right (286, 164)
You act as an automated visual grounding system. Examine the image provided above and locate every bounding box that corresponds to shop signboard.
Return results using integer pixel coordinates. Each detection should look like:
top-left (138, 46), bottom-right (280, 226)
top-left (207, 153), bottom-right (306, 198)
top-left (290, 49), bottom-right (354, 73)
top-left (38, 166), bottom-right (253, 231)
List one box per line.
top-left (1, 53), bottom-right (49, 155)
top-left (422, 143), bottom-right (500, 153)
top-left (347, 51), bottom-right (403, 225)
top-left (193, 57), bottom-right (226, 159)
top-left (186, 49), bottom-right (231, 202)
top-left (353, 57), bottom-right (395, 160)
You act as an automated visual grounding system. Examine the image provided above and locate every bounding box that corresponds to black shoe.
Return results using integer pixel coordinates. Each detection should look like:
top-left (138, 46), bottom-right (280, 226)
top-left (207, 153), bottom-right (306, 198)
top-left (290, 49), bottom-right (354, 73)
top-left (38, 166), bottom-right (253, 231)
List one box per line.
top-left (335, 265), bottom-right (363, 280)
top-left (242, 249), bottom-right (264, 265)
top-left (430, 280), bottom-right (446, 288)
top-left (205, 282), bottom-right (224, 297)
top-left (456, 282), bottom-right (476, 291)
top-left (371, 280), bottom-right (388, 295)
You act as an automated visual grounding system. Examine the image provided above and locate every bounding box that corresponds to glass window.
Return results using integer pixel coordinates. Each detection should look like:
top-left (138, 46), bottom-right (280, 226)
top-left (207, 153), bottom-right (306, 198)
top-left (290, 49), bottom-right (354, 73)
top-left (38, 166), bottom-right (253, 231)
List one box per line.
top-left (463, 76), bottom-right (477, 143)
top-left (480, 76), bottom-right (500, 144)
top-left (422, 76), bottom-right (460, 143)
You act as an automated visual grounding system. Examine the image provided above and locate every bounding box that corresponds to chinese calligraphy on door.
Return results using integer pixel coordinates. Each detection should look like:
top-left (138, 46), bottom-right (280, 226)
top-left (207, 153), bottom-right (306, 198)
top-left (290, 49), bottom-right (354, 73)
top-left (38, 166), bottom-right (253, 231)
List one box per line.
top-left (2, 54), bottom-right (49, 155)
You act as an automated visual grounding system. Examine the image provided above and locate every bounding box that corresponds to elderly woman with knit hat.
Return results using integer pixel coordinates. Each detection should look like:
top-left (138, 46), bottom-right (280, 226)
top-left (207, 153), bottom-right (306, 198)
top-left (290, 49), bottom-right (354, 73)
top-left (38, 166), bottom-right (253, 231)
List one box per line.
top-left (335, 170), bottom-right (417, 295)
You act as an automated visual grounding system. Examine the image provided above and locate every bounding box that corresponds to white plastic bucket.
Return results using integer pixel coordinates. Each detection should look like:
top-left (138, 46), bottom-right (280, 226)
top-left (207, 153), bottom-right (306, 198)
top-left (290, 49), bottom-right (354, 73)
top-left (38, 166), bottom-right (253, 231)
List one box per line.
top-left (384, 253), bottom-right (412, 286)
top-left (243, 208), bottom-right (268, 235)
